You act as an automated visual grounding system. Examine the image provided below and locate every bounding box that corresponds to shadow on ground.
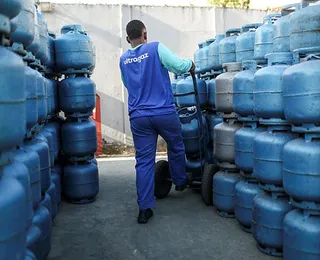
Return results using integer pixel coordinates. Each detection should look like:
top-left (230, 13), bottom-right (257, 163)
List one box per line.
top-left (48, 160), bottom-right (275, 260)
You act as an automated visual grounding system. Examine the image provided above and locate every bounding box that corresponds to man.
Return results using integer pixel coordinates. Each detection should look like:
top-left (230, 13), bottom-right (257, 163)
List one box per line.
top-left (120, 20), bottom-right (195, 224)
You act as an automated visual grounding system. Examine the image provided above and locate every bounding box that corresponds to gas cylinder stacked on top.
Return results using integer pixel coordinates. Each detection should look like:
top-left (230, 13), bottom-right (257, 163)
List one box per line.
top-left (252, 26), bottom-right (297, 257)
top-left (281, 3), bottom-right (320, 259)
top-left (212, 28), bottom-right (244, 218)
top-left (254, 13), bottom-right (281, 64)
top-left (55, 24), bottom-right (99, 204)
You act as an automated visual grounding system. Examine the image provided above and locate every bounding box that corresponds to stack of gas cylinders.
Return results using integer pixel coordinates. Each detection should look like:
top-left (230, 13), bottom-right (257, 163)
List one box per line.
top-left (0, 1), bottom-right (99, 259)
top-left (56, 24), bottom-right (99, 205)
top-left (187, 1), bottom-right (320, 259)
top-left (212, 27), bottom-right (244, 218)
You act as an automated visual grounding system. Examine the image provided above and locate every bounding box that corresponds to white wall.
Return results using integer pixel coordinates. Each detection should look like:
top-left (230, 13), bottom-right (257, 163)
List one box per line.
top-left (43, 4), bottom-right (267, 145)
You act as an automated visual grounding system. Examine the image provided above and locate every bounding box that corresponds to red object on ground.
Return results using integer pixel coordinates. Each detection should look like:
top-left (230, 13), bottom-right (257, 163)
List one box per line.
top-left (91, 94), bottom-right (103, 156)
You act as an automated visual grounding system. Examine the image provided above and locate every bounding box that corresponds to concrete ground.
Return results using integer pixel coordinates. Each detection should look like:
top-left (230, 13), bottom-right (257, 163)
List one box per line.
top-left (48, 158), bottom-right (275, 260)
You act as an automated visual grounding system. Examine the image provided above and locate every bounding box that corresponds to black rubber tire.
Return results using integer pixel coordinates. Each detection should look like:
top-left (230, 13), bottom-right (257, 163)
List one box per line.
top-left (201, 163), bottom-right (219, 206)
top-left (154, 160), bottom-right (172, 199)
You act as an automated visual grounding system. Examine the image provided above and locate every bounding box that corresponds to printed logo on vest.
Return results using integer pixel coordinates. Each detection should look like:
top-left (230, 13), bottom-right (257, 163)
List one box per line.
top-left (124, 53), bottom-right (149, 65)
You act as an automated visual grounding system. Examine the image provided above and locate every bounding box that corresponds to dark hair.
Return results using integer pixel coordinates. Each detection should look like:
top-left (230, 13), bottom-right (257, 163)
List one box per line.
top-left (126, 20), bottom-right (146, 40)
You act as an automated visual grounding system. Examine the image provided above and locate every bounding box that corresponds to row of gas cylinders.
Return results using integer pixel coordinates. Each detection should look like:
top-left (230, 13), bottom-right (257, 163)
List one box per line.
top-left (0, 2), bottom-right (99, 259)
top-left (173, 51), bottom-right (320, 135)
top-left (175, 2), bottom-right (320, 256)
top-left (0, 0), bottom-right (95, 74)
top-left (194, 1), bottom-right (320, 74)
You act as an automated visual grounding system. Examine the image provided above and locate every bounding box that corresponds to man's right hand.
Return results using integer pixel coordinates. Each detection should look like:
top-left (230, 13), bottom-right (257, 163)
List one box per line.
top-left (189, 61), bottom-right (195, 75)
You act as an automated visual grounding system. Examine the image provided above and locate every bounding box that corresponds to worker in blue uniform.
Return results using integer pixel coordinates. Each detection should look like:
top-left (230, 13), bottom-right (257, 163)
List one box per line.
top-left (120, 20), bottom-right (195, 224)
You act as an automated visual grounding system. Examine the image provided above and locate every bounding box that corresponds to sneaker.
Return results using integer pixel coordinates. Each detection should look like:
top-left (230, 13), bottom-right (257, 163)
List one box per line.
top-left (137, 208), bottom-right (153, 224)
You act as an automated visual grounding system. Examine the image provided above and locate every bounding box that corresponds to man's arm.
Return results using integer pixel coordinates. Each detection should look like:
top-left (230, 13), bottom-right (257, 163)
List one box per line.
top-left (158, 43), bottom-right (194, 75)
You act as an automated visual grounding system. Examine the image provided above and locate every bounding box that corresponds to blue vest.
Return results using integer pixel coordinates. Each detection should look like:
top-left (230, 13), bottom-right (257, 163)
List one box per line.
top-left (120, 42), bottom-right (176, 119)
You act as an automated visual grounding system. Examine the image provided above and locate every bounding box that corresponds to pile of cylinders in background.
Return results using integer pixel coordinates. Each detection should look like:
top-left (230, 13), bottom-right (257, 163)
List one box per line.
top-left (182, 1), bottom-right (320, 259)
top-left (0, 1), bottom-right (99, 259)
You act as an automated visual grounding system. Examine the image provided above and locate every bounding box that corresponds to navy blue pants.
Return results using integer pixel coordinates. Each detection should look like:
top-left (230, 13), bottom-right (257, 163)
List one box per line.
top-left (130, 112), bottom-right (187, 210)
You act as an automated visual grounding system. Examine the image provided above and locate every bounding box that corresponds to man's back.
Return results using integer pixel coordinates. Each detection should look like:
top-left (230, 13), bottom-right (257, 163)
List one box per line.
top-left (120, 42), bottom-right (175, 119)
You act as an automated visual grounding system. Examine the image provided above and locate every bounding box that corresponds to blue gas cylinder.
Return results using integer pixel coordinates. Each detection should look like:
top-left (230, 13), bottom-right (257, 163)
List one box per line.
top-left (27, 5), bottom-right (40, 57)
top-left (213, 170), bottom-right (243, 217)
top-left (1, 160), bottom-right (33, 227)
top-left (37, 130), bottom-right (54, 167)
top-left (46, 182), bottom-right (57, 219)
top-left (0, 177), bottom-right (27, 260)
top-left (0, 0), bottom-right (21, 34)
top-left (201, 38), bottom-right (215, 73)
top-left (194, 42), bottom-right (204, 73)
top-left (253, 52), bottom-right (292, 122)
top-left (43, 121), bottom-right (61, 161)
top-left (0, 47), bottom-right (26, 153)
top-left (283, 209), bottom-right (320, 260)
top-left (235, 179), bottom-right (263, 232)
top-left (63, 161), bottom-right (99, 204)
top-left (208, 34), bottom-right (225, 71)
top-left (235, 122), bottom-right (266, 174)
top-left (253, 125), bottom-right (297, 190)
top-left (236, 23), bottom-right (261, 62)
top-left (283, 53), bottom-right (320, 128)
top-left (32, 205), bottom-right (52, 259)
top-left (46, 78), bottom-right (58, 116)
top-left (34, 6), bottom-right (48, 64)
top-left (27, 138), bottom-right (51, 194)
top-left (10, 0), bottom-right (35, 47)
top-left (198, 41), bottom-right (208, 74)
top-left (179, 107), bottom-right (207, 155)
top-left (290, 4), bottom-right (320, 52)
top-left (59, 75), bottom-right (96, 117)
top-left (233, 60), bottom-right (258, 119)
top-left (40, 192), bottom-right (52, 218)
top-left (253, 191), bottom-right (293, 256)
top-left (206, 112), bottom-right (223, 143)
top-left (26, 224), bottom-right (42, 260)
top-left (61, 117), bottom-right (97, 158)
top-left (0, 0), bottom-right (22, 20)
top-left (273, 4), bottom-right (300, 53)
top-left (171, 75), bottom-right (183, 104)
top-left (51, 166), bottom-right (61, 205)
top-left (55, 24), bottom-right (95, 72)
top-left (207, 78), bottom-right (217, 109)
top-left (186, 156), bottom-right (206, 182)
top-left (35, 69), bottom-right (48, 123)
top-left (176, 76), bottom-right (207, 108)
top-left (283, 135), bottom-right (320, 208)
top-left (25, 66), bottom-right (38, 131)
top-left (15, 145), bottom-right (41, 209)
top-left (219, 28), bottom-right (241, 64)
top-left (46, 31), bottom-right (56, 71)
top-left (254, 14), bottom-right (281, 61)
